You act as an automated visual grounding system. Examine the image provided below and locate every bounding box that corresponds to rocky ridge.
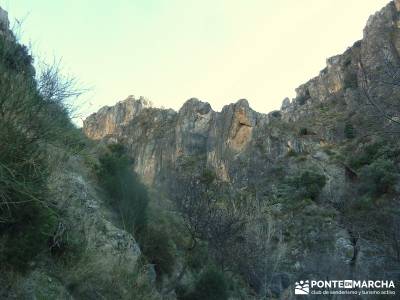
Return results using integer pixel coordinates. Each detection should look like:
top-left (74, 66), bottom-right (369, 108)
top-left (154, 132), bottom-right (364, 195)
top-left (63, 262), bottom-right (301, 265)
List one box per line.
top-left (84, 0), bottom-right (400, 186)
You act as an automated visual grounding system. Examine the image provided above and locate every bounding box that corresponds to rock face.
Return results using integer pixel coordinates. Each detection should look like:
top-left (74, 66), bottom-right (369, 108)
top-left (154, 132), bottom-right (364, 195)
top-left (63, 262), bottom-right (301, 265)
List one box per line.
top-left (83, 96), bottom-right (152, 140)
top-left (0, 6), bottom-right (12, 40)
top-left (84, 96), bottom-right (270, 184)
top-left (0, 7), bottom-right (9, 31)
top-left (84, 1), bottom-right (400, 186)
top-left (0, 153), bottom-right (156, 300)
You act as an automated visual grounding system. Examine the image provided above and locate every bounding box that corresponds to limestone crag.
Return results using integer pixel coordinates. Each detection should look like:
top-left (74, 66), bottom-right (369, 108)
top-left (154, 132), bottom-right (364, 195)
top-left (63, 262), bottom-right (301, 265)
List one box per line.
top-left (282, 0), bottom-right (400, 125)
top-left (84, 1), bottom-right (400, 186)
top-left (84, 95), bottom-right (271, 184)
top-left (83, 96), bottom-right (152, 140)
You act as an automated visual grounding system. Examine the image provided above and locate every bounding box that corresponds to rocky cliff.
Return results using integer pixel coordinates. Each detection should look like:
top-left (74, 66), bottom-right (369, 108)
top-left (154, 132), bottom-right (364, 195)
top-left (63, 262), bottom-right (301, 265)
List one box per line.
top-left (84, 0), bottom-right (400, 186)
top-left (84, 96), bottom-right (270, 184)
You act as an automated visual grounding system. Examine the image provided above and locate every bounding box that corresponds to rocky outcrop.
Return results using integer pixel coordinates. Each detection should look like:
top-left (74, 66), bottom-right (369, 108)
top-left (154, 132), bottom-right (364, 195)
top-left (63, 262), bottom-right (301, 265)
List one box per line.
top-left (0, 7), bottom-right (14, 41)
top-left (280, 0), bottom-right (400, 126)
top-left (0, 7), bottom-right (9, 31)
top-left (84, 96), bottom-right (272, 184)
top-left (0, 153), bottom-right (158, 300)
top-left (83, 96), bottom-right (152, 140)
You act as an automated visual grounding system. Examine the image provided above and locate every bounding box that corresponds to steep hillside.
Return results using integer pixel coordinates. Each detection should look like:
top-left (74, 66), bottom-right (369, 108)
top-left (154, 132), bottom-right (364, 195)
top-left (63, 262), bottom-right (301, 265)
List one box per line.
top-left (83, 1), bottom-right (400, 298)
top-left (0, 6), bottom-right (159, 300)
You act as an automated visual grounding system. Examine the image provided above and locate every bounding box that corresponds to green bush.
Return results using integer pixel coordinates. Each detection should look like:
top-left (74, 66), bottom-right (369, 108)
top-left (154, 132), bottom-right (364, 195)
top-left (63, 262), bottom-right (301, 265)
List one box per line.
top-left (0, 35), bottom-right (34, 75)
top-left (0, 23), bottom-right (84, 273)
top-left (282, 200), bottom-right (337, 249)
top-left (97, 144), bottom-right (149, 235)
top-left (200, 169), bottom-right (216, 185)
top-left (286, 148), bottom-right (298, 157)
top-left (299, 127), bottom-right (309, 136)
top-left (0, 34), bottom-right (84, 151)
top-left (347, 140), bottom-right (392, 169)
top-left (186, 243), bottom-right (209, 270)
top-left (181, 267), bottom-right (228, 300)
top-left (280, 170), bottom-right (326, 201)
top-left (271, 110), bottom-right (281, 118)
top-left (0, 124), bottom-right (57, 271)
top-left (297, 95), bottom-right (308, 106)
top-left (344, 122), bottom-right (355, 139)
top-left (139, 225), bottom-right (176, 277)
top-left (358, 158), bottom-right (397, 197)
top-left (0, 202), bottom-right (57, 271)
top-left (347, 196), bottom-right (374, 212)
top-left (97, 145), bottom-right (180, 278)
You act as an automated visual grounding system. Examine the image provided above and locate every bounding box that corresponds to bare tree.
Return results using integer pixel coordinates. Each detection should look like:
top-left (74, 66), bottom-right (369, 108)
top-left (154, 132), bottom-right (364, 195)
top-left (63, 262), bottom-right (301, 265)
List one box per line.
top-left (175, 176), bottom-right (246, 267)
top-left (37, 58), bottom-right (86, 109)
top-left (358, 46), bottom-right (400, 132)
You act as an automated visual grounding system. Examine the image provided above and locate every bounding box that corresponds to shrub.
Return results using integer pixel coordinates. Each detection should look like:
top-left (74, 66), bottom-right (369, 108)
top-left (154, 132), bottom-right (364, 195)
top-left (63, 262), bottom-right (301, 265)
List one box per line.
top-left (200, 169), bottom-right (216, 185)
top-left (186, 243), bottom-right (209, 270)
top-left (0, 34), bottom-right (85, 152)
top-left (0, 36), bottom-right (33, 74)
top-left (358, 158), bottom-right (397, 197)
top-left (139, 226), bottom-right (176, 277)
top-left (280, 170), bottom-right (326, 201)
top-left (299, 127), bottom-right (309, 136)
top-left (0, 124), bottom-right (57, 271)
top-left (297, 96), bottom-right (307, 106)
top-left (347, 140), bottom-right (388, 169)
top-left (97, 144), bottom-right (149, 235)
top-left (271, 110), bottom-right (281, 118)
top-left (0, 23), bottom-right (83, 273)
top-left (282, 201), bottom-right (337, 249)
top-left (344, 122), bottom-right (355, 139)
top-left (286, 148), bottom-right (298, 157)
top-left (0, 202), bottom-right (57, 271)
top-left (181, 267), bottom-right (229, 300)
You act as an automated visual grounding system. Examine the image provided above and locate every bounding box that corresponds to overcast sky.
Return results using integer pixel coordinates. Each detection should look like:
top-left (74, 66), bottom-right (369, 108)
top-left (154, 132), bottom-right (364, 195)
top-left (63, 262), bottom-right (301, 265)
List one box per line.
top-left (0, 0), bottom-right (390, 124)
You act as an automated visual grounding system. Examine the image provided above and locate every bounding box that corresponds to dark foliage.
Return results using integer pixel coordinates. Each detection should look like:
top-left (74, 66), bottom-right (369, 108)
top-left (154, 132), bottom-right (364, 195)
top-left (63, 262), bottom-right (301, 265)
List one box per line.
top-left (139, 226), bottom-right (176, 276)
top-left (358, 158), bottom-right (397, 197)
top-left (344, 122), bottom-right (355, 139)
top-left (299, 127), bottom-right (309, 136)
top-left (0, 201), bottom-right (57, 271)
top-left (280, 170), bottom-right (326, 201)
top-left (97, 144), bottom-right (149, 235)
top-left (0, 31), bottom-right (85, 272)
top-left (179, 267), bottom-right (228, 300)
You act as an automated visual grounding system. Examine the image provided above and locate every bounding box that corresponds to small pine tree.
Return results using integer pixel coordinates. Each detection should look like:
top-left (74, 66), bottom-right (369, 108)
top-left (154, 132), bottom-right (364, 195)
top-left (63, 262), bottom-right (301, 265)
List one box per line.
top-left (344, 122), bottom-right (355, 139)
top-left (182, 267), bottom-right (228, 300)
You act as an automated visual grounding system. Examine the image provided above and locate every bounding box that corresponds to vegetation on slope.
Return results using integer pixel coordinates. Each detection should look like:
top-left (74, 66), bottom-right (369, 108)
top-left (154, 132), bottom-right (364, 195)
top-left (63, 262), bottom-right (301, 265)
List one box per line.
top-left (0, 24), bottom-right (162, 299)
top-left (96, 143), bottom-right (149, 235)
top-left (0, 27), bottom-right (87, 273)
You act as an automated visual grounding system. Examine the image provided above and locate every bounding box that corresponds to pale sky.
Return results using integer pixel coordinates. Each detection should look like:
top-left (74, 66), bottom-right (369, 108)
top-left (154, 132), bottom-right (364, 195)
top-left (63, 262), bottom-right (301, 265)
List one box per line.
top-left (0, 0), bottom-right (390, 124)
